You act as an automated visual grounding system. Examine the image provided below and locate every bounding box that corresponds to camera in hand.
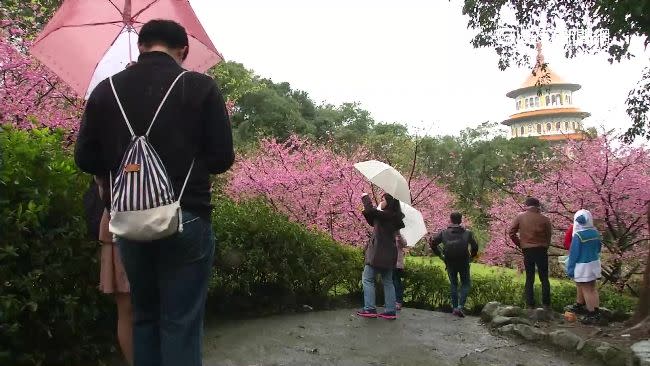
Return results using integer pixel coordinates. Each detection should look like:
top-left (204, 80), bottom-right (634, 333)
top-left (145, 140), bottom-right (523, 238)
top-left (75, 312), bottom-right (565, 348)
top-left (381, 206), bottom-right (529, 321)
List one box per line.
top-left (361, 194), bottom-right (373, 210)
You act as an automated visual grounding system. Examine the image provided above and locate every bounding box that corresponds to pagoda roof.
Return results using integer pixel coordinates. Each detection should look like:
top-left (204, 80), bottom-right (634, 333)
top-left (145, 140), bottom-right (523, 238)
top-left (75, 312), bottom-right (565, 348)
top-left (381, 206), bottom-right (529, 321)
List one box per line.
top-left (506, 42), bottom-right (581, 98)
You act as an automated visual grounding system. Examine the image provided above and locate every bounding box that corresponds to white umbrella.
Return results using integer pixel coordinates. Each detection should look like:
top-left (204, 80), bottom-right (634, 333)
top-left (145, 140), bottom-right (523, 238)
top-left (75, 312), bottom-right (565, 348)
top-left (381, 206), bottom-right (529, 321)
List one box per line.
top-left (399, 202), bottom-right (428, 247)
top-left (354, 160), bottom-right (411, 204)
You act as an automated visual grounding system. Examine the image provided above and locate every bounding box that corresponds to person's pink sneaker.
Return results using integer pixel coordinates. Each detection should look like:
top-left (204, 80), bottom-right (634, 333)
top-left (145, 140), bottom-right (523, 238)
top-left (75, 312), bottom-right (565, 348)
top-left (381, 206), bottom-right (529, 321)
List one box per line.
top-left (357, 309), bottom-right (378, 318)
top-left (378, 311), bottom-right (397, 320)
top-left (452, 308), bottom-right (465, 318)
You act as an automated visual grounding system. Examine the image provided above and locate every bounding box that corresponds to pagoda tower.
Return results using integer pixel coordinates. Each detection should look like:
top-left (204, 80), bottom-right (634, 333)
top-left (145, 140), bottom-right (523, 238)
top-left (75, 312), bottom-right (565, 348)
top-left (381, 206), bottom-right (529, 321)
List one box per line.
top-left (503, 42), bottom-right (590, 141)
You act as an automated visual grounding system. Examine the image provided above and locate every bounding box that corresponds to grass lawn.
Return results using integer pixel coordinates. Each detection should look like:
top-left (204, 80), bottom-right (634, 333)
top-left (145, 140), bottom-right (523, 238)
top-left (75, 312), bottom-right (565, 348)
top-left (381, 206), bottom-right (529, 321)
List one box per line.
top-left (407, 255), bottom-right (587, 286)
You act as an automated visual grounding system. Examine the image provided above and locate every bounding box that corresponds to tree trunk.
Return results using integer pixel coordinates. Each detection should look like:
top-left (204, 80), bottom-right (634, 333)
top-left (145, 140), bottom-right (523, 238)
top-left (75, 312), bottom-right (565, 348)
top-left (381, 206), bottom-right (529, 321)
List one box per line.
top-left (633, 244), bottom-right (650, 323)
top-left (629, 206), bottom-right (650, 329)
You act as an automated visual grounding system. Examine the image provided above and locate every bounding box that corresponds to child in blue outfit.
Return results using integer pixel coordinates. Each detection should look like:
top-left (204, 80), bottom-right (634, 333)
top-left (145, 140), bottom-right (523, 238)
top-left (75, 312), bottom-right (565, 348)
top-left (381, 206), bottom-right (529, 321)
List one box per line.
top-left (566, 209), bottom-right (602, 325)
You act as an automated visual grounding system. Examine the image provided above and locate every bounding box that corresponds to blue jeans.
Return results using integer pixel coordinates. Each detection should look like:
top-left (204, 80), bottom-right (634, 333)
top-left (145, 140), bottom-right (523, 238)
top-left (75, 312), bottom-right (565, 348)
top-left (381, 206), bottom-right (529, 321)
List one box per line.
top-left (362, 265), bottom-right (396, 313)
top-left (118, 212), bottom-right (215, 366)
top-left (447, 261), bottom-right (471, 309)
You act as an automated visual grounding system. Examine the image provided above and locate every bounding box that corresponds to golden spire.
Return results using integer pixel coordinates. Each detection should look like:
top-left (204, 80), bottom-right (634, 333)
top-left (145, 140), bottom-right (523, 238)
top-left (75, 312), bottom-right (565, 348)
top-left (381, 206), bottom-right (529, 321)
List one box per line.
top-left (535, 41), bottom-right (544, 67)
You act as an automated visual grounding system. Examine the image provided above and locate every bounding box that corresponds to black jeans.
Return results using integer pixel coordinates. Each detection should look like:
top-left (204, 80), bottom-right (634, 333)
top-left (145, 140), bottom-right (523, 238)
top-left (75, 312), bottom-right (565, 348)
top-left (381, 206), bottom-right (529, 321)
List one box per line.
top-left (523, 247), bottom-right (551, 307)
top-left (393, 268), bottom-right (404, 304)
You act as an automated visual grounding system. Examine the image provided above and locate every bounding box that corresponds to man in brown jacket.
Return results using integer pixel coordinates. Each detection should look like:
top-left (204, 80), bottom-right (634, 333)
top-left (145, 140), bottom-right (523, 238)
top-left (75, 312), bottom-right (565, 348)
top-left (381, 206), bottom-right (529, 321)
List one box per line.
top-left (509, 197), bottom-right (553, 308)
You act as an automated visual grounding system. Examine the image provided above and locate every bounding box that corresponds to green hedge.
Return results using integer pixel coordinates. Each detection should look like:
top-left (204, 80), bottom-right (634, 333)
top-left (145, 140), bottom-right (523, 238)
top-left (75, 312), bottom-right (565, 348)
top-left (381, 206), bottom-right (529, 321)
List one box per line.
top-left (209, 197), bottom-right (363, 314)
top-left (0, 127), bottom-right (114, 366)
top-left (402, 258), bottom-right (637, 314)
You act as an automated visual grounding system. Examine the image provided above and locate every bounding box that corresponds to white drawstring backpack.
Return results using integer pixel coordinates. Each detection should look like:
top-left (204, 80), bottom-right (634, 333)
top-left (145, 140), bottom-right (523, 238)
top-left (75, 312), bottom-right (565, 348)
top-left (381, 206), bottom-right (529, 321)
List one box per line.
top-left (108, 71), bottom-right (194, 241)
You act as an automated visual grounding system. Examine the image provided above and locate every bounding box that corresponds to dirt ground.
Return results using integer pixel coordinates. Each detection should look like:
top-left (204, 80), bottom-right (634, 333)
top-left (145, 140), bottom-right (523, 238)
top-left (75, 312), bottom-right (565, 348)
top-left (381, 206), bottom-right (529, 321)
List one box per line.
top-left (201, 308), bottom-right (592, 366)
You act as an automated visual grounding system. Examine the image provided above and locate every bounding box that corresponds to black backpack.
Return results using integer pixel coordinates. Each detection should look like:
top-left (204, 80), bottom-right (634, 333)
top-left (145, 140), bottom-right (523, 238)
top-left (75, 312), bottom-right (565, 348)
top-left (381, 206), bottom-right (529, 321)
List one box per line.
top-left (441, 230), bottom-right (470, 260)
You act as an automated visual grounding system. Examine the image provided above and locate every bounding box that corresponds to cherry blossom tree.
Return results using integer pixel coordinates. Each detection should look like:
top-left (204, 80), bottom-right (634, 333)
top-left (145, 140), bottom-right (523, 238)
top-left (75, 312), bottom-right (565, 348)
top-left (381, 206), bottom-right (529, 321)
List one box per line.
top-left (0, 27), bottom-right (81, 131)
top-left (484, 134), bottom-right (650, 290)
top-left (226, 136), bottom-right (455, 246)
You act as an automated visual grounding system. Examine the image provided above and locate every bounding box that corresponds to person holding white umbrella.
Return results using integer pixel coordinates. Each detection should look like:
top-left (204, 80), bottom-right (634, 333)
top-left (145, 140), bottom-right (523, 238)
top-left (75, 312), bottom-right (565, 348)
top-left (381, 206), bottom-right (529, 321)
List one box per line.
top-left (357, 193), bottom-right (405, 320)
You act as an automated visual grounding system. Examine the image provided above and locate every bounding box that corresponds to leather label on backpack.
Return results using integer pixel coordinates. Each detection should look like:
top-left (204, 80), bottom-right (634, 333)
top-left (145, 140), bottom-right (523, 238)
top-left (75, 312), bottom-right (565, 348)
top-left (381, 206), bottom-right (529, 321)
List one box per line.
top-left (124, 163), bottom-right (141, 173)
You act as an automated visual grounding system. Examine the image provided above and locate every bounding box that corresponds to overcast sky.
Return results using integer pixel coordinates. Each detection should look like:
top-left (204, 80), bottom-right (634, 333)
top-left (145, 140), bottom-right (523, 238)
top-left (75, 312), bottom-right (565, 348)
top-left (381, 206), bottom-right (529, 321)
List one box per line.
top-left (191, 0), bottom-right (649, 138)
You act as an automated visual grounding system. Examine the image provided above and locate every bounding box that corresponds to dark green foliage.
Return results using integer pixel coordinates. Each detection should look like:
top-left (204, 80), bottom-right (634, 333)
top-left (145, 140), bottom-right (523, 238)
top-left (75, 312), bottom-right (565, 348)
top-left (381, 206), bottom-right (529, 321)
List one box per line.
top-left (418, 122), bottom-right (553, 226)
top-left (0, 126), bottom-right (114, 366)
top-left (209, 198), bottom-right (363, 314)
top-left (403, 258), bottom-right (636, 315)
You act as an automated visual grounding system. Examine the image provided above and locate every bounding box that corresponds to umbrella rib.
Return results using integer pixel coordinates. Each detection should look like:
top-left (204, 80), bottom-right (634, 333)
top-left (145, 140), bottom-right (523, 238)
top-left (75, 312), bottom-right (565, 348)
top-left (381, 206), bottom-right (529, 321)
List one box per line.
top-left (58, 21), bottom-right (124, 28)
top-left (107, 0), bottom-right (123, 16)
top-left (132, 0), bottom-right (161, 19)
top-left (85, 26), bottom-right (131, 95)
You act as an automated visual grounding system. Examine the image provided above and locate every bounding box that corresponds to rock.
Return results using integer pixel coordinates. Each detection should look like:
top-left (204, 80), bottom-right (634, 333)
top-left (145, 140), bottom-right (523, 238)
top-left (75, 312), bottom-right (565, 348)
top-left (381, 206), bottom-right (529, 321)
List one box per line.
top-left (512, 324), bottom-right (547, 341)
top-left (302, 305), bottom-right (314, 312)
top-left (578, 339), bottom-right (628, 366)
top-left (548, 330), bottom-right (582, 350)
top-left (496, 305), bottom-right (524, 318)
top-left (577, 339), bottom-right (603, 356)
top-left (481, 301), bottom-right (501, 323)
top-left (529, 308), bottom-right (554, 322)
top-left (631, 340), bottom-right (650, 366)
top-left (496, 324), bottom-right (516, 336)
top-left (596, 344), bottom-right (628, 366)
top-left (490, 316), bottom-right (533, 328)
top-left (598, 307), bottom-right (613, 320)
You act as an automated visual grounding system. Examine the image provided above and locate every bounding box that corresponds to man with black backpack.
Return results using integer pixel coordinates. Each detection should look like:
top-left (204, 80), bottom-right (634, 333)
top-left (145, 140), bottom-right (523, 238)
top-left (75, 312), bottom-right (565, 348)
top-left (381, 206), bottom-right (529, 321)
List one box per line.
top-left (430, 212), bottom-right (479, 317)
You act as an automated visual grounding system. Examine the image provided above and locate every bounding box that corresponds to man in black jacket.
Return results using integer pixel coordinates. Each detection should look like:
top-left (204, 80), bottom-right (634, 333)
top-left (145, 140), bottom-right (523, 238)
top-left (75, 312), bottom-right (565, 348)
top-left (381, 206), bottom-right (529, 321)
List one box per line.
top-left (75, 20), bottom-right (234, 366)
top-left (430, 212), bottom-right (478, 317)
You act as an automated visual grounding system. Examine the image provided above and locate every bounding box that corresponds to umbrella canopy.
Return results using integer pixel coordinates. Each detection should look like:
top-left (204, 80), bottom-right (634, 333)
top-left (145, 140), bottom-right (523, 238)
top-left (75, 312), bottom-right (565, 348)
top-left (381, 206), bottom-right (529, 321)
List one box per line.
top-left (354, 160), bottom-right (411, 204)
top-left (30, 0), bottom-right (223, 99)
top-left (399, 202), bottom-right (428, 247)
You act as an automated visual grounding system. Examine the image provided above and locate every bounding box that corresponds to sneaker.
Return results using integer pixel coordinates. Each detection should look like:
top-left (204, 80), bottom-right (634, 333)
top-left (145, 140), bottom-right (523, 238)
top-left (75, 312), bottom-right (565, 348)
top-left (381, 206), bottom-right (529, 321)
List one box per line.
top-left (396, 302), bottom-right (402, 311)
top-left (357, 309), bottom-right (378, 318)
top-left (452, 308), bottom-right (465, 318)
top-left (378, 311), bottom-right (397, 320)
top-left (565, 303), bottom-right (588, 315)
top-left (580, 311), bottom-right (601, 325)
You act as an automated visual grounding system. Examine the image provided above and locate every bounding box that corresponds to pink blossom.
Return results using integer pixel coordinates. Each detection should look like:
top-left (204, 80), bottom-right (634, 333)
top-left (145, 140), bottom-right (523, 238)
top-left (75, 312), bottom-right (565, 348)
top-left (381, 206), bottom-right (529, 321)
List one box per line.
top-left (0, 29), bottom-right (82, 131)
top-left (484, 134), bottom-right (650, 277)
top-left (226, 136), bottom-right (457, 246)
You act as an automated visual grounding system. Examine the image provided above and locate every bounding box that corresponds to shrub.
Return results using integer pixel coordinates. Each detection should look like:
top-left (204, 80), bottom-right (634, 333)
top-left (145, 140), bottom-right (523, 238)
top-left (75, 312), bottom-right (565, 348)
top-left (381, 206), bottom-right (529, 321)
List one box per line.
top-left (209, 197), bottom-right (363, 314)
top-left (0, 127), bottom-right (114, 365)
top-left (403, 257), bottom-right (637, 314)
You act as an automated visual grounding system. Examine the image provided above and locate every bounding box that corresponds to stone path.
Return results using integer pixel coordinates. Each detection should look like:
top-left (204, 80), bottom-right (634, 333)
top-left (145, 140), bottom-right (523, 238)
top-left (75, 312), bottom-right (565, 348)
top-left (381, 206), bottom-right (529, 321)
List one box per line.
top-left (202, 308), bottom-right (591, 366)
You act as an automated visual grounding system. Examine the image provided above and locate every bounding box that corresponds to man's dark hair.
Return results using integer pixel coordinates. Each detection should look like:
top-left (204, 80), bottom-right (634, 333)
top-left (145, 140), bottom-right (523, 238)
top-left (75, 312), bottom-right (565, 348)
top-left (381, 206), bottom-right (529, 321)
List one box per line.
top-left (450, 212), bottom-right (462, 225)
top-left (138, 19), bottom-right (189, 60)
top-left (524, 197), bottom-right (540, 207)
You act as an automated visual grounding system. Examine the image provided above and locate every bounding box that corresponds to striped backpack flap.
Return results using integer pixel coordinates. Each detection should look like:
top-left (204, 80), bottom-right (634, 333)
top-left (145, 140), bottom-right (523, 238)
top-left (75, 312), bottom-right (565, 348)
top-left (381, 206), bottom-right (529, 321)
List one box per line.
top-left (108, 71), bottom-right (195, 241)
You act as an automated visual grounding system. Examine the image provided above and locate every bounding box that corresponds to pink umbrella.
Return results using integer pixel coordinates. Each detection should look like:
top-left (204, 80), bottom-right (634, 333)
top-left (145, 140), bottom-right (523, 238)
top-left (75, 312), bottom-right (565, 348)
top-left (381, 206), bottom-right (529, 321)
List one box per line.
top-left (30, 0), bottom-right (223, 99)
